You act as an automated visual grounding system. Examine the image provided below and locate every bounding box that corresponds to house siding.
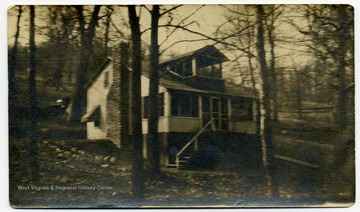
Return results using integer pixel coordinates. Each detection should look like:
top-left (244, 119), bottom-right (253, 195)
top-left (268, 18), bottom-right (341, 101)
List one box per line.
top-left (86, 61), bottom-right (113, 140)
top-left (168, 117), bottom-right (202, 132)
top-left (230, 121), bottom-right (257, 134)
top-left (84, 45), bottom-right (260, 169)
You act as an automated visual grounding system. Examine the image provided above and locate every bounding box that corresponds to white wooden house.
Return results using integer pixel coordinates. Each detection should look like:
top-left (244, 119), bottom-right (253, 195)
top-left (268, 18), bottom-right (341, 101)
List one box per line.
top-left (81, 45), bottom-right (259, 168)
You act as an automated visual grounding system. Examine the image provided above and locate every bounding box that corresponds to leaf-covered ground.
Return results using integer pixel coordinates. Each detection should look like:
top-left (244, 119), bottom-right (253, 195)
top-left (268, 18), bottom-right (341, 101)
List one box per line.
top-left (9, 131), bottom-right (354, 208)
top-left (9, 138), bottom-right (259, 208)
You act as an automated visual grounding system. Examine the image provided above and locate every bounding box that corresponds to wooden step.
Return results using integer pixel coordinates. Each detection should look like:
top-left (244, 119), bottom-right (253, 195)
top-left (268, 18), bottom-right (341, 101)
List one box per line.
top-left (166, 164), bottom-right (178, 168)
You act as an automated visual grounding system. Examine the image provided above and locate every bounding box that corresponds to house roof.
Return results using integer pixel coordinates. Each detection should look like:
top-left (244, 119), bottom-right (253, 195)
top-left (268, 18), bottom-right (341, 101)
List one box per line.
top-left (81, 105), bottom-right (100, 123)
top-left (160, 45), bottom-right (229, 66)
top-left (84, 57), bottom-right (112, 89)
top-left (140, 69), bottom-right (257, 98)
top-left (84, 46), bottom-right (257, 99)
top-left (158, 73), bottom-right (257, 98)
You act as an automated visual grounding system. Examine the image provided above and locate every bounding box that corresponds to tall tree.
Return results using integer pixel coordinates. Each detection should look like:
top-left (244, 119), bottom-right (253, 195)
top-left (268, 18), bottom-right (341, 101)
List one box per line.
top-left (128, 5), bottom-right (145, 199)
top-left (146, 5), bottom-right (161, 175)
top-left (103, 6), bottom-right (113, 50)
top-left (332, 6), bottom-right (352, 128)
top-left (9, 6), bottom-right (23, 93)
top-left (293, 5), bottom-right (354, 128)
top-left (264, 6), bottom-right (282, 122)
top-left (68, 5), bottom-right (101, 122)
top-left (255, 5), bottom-right (278, 198)
top-left (45, 6), bottom-right (75, 90)
top-left (215, 5), bottom-right (258, 91)
top-left (29, 5), bottom-right (39, 181)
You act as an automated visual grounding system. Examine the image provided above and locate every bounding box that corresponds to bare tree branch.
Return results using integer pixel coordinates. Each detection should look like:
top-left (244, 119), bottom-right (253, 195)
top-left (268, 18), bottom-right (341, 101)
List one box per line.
top-left (220, 5), bottom-right (254, 16)
top-left (160, 38), bottom-right (211, 55)
top-left (158, 21), bottom-right (198, 51)
top-left (141, 5), bottom-right (151, 14)
top-left (158, 23), bottom-right (256, 57)
top-left (159, 5), bottom-right (183, 17)
top-left (159, 5), bottom-right (205, 49)
top-left (110, 18), bottom-right (125, 36)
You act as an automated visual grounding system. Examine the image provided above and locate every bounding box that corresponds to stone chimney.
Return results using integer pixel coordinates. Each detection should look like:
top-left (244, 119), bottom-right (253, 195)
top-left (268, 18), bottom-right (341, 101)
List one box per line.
top-left (106, 42), bottom-right (131, 148)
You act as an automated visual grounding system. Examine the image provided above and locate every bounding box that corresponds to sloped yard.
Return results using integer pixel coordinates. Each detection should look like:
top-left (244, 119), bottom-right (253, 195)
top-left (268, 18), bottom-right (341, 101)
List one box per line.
top-left (9, 108), bottom-right (354, 208)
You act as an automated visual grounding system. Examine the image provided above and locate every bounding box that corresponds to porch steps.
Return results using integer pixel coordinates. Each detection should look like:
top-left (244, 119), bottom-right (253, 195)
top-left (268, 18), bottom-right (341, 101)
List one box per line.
top-left (167, 148), bottom-right (195, 169)
top-left (170, 120), bottom-right (213, 169)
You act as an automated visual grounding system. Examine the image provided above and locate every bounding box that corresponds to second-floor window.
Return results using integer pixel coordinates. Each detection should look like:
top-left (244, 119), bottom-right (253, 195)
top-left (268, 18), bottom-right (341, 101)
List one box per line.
top-left (197, 63), bottom-right (221, 79)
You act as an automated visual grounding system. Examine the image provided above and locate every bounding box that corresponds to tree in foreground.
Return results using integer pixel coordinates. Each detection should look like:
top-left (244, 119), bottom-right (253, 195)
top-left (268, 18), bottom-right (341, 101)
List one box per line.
top-left (128, 5), bottom-right (145, 199)
top-left (255, 5), bottom-right (278, 198)
top-left (29, 5), bottom-right (39, 182)
top-left (68, 5), bottom-right (101, 122)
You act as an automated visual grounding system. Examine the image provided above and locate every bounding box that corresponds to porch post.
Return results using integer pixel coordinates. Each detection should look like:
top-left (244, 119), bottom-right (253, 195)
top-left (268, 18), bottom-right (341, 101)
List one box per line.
top-left (252, 100), bottom-right (257, 121)
top-left (191, 58), bottom-right (197, 76)
top-left (199, 95), bottom-right (202, 119)
top-left (164, 91), bottom-right (171, 117)
top-left (228, 97), bottom-right (232, 131)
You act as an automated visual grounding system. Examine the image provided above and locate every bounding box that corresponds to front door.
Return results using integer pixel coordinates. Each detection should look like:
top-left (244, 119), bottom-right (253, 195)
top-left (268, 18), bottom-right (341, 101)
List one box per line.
top-left (202, 96), bottom-right (229, 130)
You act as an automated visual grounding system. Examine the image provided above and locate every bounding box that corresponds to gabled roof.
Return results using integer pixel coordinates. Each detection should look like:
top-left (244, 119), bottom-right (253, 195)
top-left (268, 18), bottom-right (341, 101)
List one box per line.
top-left (84, 46), bottom-right (257, 99)
top-left (160, 45), bottom-right (229, 66)
top-left (158, 72), bottom-right (257, 98)
top-left (81, 105), bottom-right (100, 123)
top-left (141, 69), bottom-right (257, 98)
top-left (84, 57), bottom-right (112, 89)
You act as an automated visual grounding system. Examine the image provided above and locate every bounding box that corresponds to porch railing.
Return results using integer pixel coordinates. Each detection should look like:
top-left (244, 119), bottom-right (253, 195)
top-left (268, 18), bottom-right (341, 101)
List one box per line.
top-left (175, 120), bottom-right (212, 169)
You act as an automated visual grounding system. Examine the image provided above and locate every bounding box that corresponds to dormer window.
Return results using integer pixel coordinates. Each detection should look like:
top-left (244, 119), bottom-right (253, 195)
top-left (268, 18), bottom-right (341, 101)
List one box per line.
top-left (160, 45), bottom-right (228, 79)
top-left (175, 61), bottom-right (192, 76)
top-left (197, 63), bottom-right (222, 79)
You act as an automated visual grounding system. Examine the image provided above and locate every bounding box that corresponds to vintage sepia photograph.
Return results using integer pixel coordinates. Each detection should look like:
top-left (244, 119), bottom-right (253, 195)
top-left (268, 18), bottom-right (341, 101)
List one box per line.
top-left (8, 4), bottom-right (355, 208)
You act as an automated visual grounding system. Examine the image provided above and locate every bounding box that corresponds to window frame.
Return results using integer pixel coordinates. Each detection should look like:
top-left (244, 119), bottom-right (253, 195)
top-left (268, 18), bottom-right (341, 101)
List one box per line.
top-left (104, 71), bottom-right (109, 88)
top-left (230, 97), bottom-right (253, 121)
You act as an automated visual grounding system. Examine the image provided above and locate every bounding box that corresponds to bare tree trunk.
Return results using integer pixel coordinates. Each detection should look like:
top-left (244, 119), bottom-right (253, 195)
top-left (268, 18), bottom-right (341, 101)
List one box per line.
top-left (29, 5), bottom-right (39, 182)
top-left (267, 21), bottom-right (278, 122)
top-left (244, 24), bottom-right (257, 95)
top-left (128, 5), bottom-right (145, 199)
top-left (256, 5), bottom-right (278, 198)
top-left (9, 6), bottom-right (22, 93)
top-left (69, 6), bottom-right (101, 122)
top-left (333, 6), bottom-right (350, 129)
top-left (247, 52), bottom-right (257, 96)
top-left (104, 7), bottom-right (112, 50)
top-left (146, 5), bottom-right (161, 176)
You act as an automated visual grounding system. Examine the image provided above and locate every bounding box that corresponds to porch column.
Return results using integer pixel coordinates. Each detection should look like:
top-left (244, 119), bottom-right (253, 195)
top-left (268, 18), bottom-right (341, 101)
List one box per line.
top-left (191, 58), bottom-right (197, 76)
top-left (199, 95), bottom-right (202, 119)
top-left (252, 100), bottom-right (258, 121)
top-left (228, 97), bottom-right (232, 132)
top-left (228, 98), bottom-right (232, 119)
top-left (164, 91), bottom-right (171, 117)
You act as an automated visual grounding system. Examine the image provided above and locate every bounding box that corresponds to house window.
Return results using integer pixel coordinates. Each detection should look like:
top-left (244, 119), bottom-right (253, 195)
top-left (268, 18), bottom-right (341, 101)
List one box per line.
top-left (220, 97), bottom-right (229, 130)
top-left (175, 61), bottom-right (192, 76)
top-left (231, 97), bottom-right (253, 121)
top-left (197, 63), bottom-right (222, 79)
top-left (171, 91), bottom-right (198, 117)
top-left (142, 93), bottom-right (165, 118)
top-left (104, 71), bottom-right (109, 88)
top-left (94, 120), bottom-right (100, 128)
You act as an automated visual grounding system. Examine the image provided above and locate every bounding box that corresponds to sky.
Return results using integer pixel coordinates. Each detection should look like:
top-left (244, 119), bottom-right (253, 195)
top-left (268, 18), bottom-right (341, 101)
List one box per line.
top-left (7, 4), bottom-right (317, 85)
top-left (7, 5), bottom-right (228, 57)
